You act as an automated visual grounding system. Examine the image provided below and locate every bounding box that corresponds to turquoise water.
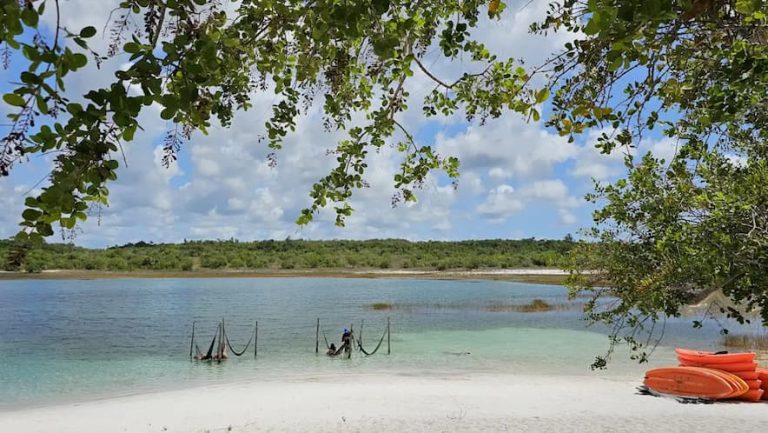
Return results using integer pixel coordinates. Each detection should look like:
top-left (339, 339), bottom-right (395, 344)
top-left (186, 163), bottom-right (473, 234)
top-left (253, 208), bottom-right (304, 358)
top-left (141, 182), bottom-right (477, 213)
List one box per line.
top-left (0, 277), bottom-right (756, 409)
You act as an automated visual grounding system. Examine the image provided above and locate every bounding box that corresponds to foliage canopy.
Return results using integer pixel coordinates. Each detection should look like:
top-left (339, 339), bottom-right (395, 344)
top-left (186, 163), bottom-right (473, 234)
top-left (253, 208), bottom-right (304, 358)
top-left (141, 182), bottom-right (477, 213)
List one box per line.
top-left (536, 0), bottom-right (768, 366)
top-left (1, 0), bottom-right (537, 243)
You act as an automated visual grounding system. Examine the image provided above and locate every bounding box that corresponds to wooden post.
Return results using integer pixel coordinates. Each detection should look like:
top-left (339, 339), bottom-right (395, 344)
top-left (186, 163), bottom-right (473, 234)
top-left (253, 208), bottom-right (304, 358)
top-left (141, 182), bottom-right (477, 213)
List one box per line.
top-left (221, 319), bottom-right (226, 361)
top-left (254, 321), bottom-right (258, 358)
top-left (189, 321), bottom-right (195, 358)
top-left (349, 323), bottom-right (354, 359)
top-left (387, 317), bottom-right (391, 355)
top-left (359, 319), bottom-right (364, 347)
top-left (315, 318), bottom-right (320, 354)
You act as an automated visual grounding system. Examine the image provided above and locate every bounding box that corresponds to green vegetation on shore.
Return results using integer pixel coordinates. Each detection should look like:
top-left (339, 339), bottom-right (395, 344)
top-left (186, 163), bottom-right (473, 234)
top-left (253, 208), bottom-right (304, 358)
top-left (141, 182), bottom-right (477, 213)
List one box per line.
top-left (2, 238), bottom-right (574, 274)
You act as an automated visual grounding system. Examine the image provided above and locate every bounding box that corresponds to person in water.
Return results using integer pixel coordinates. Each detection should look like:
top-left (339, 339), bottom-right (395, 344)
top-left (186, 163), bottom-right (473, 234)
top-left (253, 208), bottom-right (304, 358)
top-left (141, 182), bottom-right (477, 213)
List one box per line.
top-left (212, 345), bottom-right (228, 361)
top-left (327, 343), bottom-right (337, 356)
top-left (341, 328), bottom-right (352, 356)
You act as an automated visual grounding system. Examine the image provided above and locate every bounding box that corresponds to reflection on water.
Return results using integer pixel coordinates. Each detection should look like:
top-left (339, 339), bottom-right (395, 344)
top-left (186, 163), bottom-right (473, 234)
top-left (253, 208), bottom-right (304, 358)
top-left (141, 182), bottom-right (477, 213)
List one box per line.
top-left (0, 277), bottom-right (763, 408)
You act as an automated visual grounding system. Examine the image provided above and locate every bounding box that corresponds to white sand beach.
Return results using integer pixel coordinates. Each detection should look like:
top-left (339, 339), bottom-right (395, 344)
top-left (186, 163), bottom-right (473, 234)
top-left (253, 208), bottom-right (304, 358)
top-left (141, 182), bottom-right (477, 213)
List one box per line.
top-left (1, 372), bottom-right (766, 433)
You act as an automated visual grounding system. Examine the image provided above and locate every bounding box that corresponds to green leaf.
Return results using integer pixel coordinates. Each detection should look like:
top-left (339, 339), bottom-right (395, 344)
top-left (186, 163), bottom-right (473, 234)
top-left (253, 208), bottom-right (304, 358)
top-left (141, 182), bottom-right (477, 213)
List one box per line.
top-left (3, 93), bottom-right (26, 107)
top-left (223, 38), bottom-right (240, 48)
top-left (21, 8), bottom-right (39, 27)
top-left (20, 71), bottom-right (40, 84)
top-left (22, 209), bottom-right (42, 221)
top-left (67, 103), bottom-right (83, 114)
top-left (80, 26), bottom-right (97, 38)
top-left (608, 55), bottom-right (623, 72)
top-left (36, 95), bottom-right (49, 114)
top-left (70, 53), bottom-right (88, 69)
top-left (123, 124), bottom-right (137, 141)
top-left (160, 108), bottom-right (176, 120)
top-left (60, 217), bottom-right (76, 230)
top-left (735, 0), bottom-right (761, 14)
top-left (583, 18), bottom-right (600, 35)
top-left (124, 42), bottom-right (141, 54)
top-left (372, 0), bottom-right (390, 14)
top-left (535, 88), bottom-right (550, 104)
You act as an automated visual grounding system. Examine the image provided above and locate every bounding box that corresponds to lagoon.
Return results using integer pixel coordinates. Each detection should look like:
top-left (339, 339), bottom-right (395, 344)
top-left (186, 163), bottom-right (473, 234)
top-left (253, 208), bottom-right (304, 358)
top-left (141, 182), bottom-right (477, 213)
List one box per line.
top-left (0, 277), bottom-right (752, 409)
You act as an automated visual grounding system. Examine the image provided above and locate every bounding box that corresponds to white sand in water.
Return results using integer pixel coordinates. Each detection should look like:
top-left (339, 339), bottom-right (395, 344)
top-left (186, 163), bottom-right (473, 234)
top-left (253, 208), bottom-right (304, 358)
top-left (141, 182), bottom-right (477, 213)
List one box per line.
top-left (1, 373), bottom-right (767, 433)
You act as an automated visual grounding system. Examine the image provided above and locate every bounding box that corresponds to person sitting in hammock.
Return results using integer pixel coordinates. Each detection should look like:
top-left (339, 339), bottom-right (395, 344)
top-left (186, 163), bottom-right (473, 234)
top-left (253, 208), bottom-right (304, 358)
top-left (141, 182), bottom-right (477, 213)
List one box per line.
top-left (327, 343), bottom-right (337, 356)
top-left (213, 345), bottom-right (228, 361)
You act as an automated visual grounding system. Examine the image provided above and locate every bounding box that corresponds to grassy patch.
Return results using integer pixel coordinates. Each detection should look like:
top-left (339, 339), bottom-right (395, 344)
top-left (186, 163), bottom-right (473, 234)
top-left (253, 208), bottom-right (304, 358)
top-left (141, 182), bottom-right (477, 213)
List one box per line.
top-left (366, 299), bottom-right (574, 313)
top-left (723, 333), bottom-right (768, 351)
top-left (486, 298), bottom-right (553, 313)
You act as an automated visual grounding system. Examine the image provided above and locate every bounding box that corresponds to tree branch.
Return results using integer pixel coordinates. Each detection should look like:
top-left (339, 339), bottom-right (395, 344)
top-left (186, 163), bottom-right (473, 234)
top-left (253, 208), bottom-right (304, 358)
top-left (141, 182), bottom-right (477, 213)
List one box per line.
top-left (414, 57), bottom-right (453, 89)
top-left (150, 4), bottom-right (168, 49)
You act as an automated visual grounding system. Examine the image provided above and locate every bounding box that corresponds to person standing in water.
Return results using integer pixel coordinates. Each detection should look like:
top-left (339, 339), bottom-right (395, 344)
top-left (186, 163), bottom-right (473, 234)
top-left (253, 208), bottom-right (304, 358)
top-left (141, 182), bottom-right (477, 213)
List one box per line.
top-left (341, 328), bottom-right (352, 357)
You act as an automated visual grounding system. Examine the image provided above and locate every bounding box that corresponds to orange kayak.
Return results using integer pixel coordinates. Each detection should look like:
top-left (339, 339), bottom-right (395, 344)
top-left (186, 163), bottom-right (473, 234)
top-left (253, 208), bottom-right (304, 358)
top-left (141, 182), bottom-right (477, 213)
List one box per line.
top-left (678, 360), bottom-right (758, 372)
top-left (704, 369), bottom-right (749, 398)
top-left (731, 371), bottom-right (760, 380)
top-left (644, 367), bottom-right (739, 400)
top-left (734, 389), bottom-right (764, 402)
top-left (675, 348), bottom-right (756, 364)
top-left (757, 368), bottom-right (768, 382)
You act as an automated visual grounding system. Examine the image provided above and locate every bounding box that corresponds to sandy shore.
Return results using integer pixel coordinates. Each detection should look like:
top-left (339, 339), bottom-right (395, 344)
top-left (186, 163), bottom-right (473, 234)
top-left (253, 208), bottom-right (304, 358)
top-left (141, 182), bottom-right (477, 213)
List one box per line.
top-left (0, 268), bottom-right (570, 284)
top-left (1, 373), bottom-right (766, 433)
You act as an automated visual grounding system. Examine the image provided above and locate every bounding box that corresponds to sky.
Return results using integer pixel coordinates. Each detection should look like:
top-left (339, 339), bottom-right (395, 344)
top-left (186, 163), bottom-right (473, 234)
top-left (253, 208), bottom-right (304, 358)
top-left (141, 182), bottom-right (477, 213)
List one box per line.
top-left (0, 0), bottom-right (676, 248)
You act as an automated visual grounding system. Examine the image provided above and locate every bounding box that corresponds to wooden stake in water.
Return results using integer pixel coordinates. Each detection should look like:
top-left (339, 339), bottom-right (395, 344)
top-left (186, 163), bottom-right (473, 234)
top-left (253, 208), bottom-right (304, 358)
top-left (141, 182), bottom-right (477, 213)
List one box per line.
top-left (359, 319), bottom-right (364, 347)
top-left (387, 317), bottom-right (391, 355)
top-left (189, 321), bottom-right (195, 358)
top-left (315, 318), bottom-right (320, 354)
top-left (219, 319), bottom-right (225, 362)
top-left (254, 321), bottom-right (258, 358)
top-left (349, 323), bottom-right (354, 359)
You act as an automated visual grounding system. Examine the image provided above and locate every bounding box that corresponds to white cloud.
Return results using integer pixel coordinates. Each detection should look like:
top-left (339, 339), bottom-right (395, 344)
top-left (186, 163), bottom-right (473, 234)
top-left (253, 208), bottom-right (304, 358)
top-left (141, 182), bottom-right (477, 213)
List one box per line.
top-left (519, 180), bottom-right (581, 208)
top-left (477, 185), bottom-right (525, 221)
top-left (558, 209), bottom-right (577, 226)
top-left (570, 131), bottom-right (681, 184)
top-left (639, 136), bottom-right (679, 164)
top-left (570, 129), bottom-right (627, 181)
top-left (437, 117), bottom-right (577, 181)
top-left (476, 179), bottom-right (582, 223)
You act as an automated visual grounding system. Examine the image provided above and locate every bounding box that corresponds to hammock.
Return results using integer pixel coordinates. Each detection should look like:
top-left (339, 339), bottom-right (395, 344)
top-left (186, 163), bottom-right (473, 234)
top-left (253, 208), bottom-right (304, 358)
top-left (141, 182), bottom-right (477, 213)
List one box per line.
top-left (223, 322), bottom-right (254, 357)
top-left (194, 323), bottom-right (219, 360)
top-left (356, 327), bottom-right (387, 356)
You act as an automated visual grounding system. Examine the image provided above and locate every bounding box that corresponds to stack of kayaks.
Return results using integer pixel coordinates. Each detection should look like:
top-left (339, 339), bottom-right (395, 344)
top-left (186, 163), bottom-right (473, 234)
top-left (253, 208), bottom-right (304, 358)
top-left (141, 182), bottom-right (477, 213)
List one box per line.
top-left (643, 348), bottom-right (768, 402)
top-left (759, 368), bottom-right (768, 399)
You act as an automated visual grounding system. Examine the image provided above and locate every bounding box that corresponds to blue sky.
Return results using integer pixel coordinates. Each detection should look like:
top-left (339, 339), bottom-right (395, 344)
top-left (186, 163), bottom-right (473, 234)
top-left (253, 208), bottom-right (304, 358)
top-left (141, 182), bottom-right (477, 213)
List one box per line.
top-left (0, 1), bottom-right (675, 248)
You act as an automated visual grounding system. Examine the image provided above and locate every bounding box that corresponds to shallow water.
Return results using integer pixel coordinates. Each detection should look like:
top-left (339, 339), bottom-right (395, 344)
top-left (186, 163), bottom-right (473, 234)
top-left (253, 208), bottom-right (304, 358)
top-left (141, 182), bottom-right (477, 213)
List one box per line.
top-left (0, 277), bottom-right (759, 409)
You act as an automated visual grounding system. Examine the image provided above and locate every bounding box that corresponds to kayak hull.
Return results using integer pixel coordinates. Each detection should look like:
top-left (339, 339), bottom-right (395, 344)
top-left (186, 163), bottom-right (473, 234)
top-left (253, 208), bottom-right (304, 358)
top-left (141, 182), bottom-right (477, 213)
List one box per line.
top-left (644, 367), bottom-right (739, 400)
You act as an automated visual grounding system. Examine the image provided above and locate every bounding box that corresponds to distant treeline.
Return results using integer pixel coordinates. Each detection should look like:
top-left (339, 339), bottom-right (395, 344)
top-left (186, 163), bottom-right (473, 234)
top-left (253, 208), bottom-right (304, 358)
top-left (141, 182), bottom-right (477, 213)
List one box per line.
top-left (1, 238), bottom-right (575, 273)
